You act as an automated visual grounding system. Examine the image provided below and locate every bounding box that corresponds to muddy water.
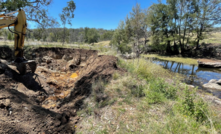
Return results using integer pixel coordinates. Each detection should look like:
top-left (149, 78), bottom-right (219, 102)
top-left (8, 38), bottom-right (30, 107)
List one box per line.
top-left (147, 58), bottom-right (221, 98)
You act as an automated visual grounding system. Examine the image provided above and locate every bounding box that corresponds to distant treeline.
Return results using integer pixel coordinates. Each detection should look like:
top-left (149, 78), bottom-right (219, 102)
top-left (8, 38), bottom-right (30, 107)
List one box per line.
top-left (210, 27), bottom-right (221, 32)
top-left (0, 27), bottom-right (114, 44)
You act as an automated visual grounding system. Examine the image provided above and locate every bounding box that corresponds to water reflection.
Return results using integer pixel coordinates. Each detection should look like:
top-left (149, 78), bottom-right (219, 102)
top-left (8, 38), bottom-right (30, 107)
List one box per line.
top-left (148, 58), bottom-right (221, 88)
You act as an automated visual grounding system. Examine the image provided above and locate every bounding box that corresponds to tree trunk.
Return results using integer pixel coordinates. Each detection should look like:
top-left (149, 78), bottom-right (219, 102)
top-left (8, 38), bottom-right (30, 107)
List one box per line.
top-left (173, 42), bottom-right (179, 55)
top-left (166, 40), bottom-right (172, 54)
top-left (62, 27), bottom-right (66, 46)
top-left (196, 24), bottom-right (203, 49)
top-left (136, 40), bottom-right (140, 58)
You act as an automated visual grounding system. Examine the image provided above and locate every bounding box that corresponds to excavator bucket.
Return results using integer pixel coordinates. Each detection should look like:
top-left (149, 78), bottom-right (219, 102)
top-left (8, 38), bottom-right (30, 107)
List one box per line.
top-left (16, 60), bottom-right (37, 75)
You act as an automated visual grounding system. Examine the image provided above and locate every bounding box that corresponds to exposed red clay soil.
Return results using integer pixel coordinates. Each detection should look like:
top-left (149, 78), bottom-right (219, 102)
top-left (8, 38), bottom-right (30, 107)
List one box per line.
top-left (0, 47), bottom-right (124, 134)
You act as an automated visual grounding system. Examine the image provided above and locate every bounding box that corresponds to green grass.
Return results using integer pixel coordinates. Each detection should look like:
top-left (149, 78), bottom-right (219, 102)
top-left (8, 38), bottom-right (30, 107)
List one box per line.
top-left (143, 54), bottom-right (198, 65)
top-left (76, 57), bottom-right (221, 134)
top-left (201, 32), bottom-right (221, 45)
top-left (1, 40), bottom-right (221, 133)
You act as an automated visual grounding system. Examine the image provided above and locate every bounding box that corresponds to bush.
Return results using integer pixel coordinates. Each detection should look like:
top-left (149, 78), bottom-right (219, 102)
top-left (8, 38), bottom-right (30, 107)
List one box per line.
top-left (180, 88), bottom-right (208, 123)
top-left (118, 43), bottom-right (132, 54)
top-left (7, 33), bottom-right (13, 40)
top-left (144, 78), bottom-right (177, 104)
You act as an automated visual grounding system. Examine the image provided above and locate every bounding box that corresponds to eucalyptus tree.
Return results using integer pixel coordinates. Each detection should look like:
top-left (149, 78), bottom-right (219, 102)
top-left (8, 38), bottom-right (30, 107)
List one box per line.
top-left (1, 0), bottom-right (56, 28)
top-left (193, 0), bottom-right (221, 48)
top-left (59, 0), bottom-right (76, 45)
top-left (148, 3), bottom-right (172, 53)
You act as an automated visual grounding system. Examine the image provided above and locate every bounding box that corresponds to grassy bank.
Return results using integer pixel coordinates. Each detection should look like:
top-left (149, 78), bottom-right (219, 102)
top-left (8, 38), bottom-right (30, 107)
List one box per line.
top-left (1, 42), bottom-right (220, 133)
top-left (143, 54), bottom-right (198, 65)
top-left (76, 58), bottom-right (221, 133)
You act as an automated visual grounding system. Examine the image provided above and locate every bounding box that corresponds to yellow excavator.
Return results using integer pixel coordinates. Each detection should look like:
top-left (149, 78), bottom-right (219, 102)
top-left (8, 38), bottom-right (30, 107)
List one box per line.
top-left (0, 9), bottom-right (37, 75)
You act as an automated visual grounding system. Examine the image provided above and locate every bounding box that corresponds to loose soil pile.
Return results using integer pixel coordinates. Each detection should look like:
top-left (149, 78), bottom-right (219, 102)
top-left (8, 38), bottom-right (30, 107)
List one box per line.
top-left (0, 47), bottom-right (123, 134)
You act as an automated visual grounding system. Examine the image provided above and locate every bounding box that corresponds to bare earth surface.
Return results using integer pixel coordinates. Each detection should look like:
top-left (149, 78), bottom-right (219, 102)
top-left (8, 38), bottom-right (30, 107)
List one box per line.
top-left (0, 47), bottom-right (123, 134)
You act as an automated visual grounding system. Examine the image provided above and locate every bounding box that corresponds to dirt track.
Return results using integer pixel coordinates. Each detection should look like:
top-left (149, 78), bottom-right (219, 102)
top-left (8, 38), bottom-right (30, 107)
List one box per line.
top-left (0, 47), bottom-right (123, 134)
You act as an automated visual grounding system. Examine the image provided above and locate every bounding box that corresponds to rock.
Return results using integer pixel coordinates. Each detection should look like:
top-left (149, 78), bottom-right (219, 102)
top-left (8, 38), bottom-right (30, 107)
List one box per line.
top-left (187, 85), bottom-right (195, 88)
top-left (214, 100), bottom-right (221, 105)
top-left (42, 56), bottom-right (53, 64)
top-left (209, 79), bottom-right (217, 83)
top-left (0, 59), bottom-right (8, 64)
top-left (62, 55), bottom-right (66, 60)
top-left (65, 60), bottom-right (78, 71)
top-left (5, 99), bottom-right (11, 107)
top-left (198, 59), bottom-right (221, 68)
top-left (203, 83), bottom-right (221, 90)
top-left (61, 116), bottom-right (67, 124)
top-left (217, 79), bottom-right (221, 85)
top-left (123, 52), bottom-right (137, 59)
top-left (73, 56), bottom-right (81, 65)
top-left (40, 63), bottom-right (46, 66)
top-left (0, 99), bottom-right (11, 108)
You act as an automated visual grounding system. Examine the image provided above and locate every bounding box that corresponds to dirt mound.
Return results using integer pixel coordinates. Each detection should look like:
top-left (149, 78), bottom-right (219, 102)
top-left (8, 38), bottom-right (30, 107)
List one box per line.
top-left (0, 47), bottom-right (123, 133)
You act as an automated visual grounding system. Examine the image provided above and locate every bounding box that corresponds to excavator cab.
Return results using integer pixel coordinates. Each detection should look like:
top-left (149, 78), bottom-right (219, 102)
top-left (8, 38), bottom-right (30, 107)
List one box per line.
top-left (0, 9), bottom-right (37, 75)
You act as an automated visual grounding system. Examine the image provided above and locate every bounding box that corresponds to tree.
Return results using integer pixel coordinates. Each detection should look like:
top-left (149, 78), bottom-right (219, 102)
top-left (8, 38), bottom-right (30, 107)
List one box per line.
top-left (1, 0), bottom-right (56, 28)
top-left (193, 0), bottom-right (221, 48)
top-left (86, 28), bottom-right (100, 44)
top-left (124, 15), bottom-right (133, 43)
top-left (130, 3), bottom-right (146, 57)
top-left (146, 0), bottom-right (221, 55)
top-left (148, 3), bottom-right (171, 53)
top-left (84, 27), bottom-right (90, 43)
top-left (59, 0), bottom-right (76, 45)
top-left (110, 21), bottom-right (125, 46)
top-left (100, 30), bottom-right (114, 41)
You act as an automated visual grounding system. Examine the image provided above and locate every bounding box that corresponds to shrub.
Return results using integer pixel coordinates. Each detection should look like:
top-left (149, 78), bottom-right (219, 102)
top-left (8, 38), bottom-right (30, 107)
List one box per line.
top-left (180, 88), bottom-right (208, 123)
top-left (118, 43), bottom-right (132, 54)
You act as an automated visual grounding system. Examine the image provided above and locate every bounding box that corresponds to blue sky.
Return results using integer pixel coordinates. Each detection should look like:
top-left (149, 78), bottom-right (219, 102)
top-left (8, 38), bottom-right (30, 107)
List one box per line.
top-left (40, 0), bottom-right (160, 30)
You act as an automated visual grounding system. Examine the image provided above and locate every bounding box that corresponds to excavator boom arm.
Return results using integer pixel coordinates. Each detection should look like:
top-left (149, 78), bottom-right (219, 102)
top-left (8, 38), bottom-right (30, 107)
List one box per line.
top-left (0, 19), bottom-right (16, 29)
top-left (0, 10), bottom-right (37, 75)
top-left (0, 10), bottom-right (27, 57)
top-left (0, 11), bottom-right (18, 29)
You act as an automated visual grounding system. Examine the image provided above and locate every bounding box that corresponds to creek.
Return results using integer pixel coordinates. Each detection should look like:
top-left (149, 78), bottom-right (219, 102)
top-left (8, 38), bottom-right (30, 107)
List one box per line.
top-left (147, 57), bottom-right (221, 98)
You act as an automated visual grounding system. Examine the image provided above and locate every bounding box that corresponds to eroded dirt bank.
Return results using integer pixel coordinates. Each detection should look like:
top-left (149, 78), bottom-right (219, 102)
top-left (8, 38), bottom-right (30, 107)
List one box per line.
top-left (0, 47), bottom-right (124, 134)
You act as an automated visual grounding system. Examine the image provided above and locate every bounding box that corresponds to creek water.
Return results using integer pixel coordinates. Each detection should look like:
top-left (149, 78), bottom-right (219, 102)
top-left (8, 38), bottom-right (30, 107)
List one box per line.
top-left (147, 57), bottom-right (221, 98)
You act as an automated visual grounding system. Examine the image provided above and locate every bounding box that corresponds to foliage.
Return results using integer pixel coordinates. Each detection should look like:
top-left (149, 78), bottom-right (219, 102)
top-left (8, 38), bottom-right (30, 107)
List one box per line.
top-left (1, 0), bottom-right (56, 28)
top-left (85, 28), bottom-right (100, 44)
top-left (110, 3), bottom-right (148, 55)
top-left (179, 88), bottom-right (208, 122)
top-left (77, 57), bottom-right (221, 133)
top-left (59, 0), bottom-right (76, 45)
top-left (7, 33), bottom-right (13, 40)
top-left (144, 78), bottom-right (177, 104)
top-left (147, 0), bottom-right (221, 53)
top-left (118, 42), bottom-right (132, 54)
